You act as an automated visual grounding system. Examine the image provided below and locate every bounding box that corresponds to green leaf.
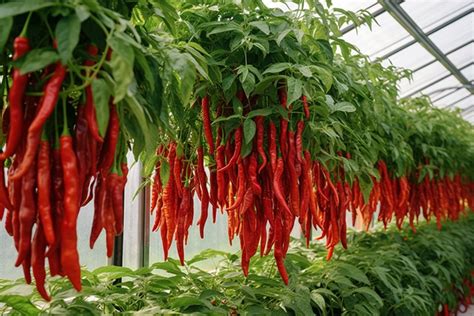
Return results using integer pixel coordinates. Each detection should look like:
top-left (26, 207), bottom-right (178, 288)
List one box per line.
top-left (75, 5), bottom-right (90, 22)
top-left (91, 79), bottom-right (111, 138)
top-left (287, 77), bottom-right (303, 105)
top-left (263, 62), bottom-right (292, 75)
top-left (241, 72), bottom-right (255, 98)
top-left (160, 160), bottom-right (170, 186)
top-left (243, 118), bottom-right (256, 144)
top-left (55, 13), bottom-right (81, 63)
top-left (310, 292), bottom-right (326, 315)
top-left (276, 28), bottom-right (292, 45)
top-left (335, 262), bottom-right (370, 285)
top-left (247, 108), bottom-right (273, 118)
top-left (0, 295), bottom-right (40, 315)
top-left (0, 16), bottom-right (12, 53)
top-left (298, 65), bottom-right (312, 78)
top-left (14, 48), bottom-right (59, 75)
top-left (330, 101), bottom-right (356, 113)
top-left (108, 36), bottom-right (135, 103)
top-left (207, 22), bottom-right (242, 36)
top-left (0, 0), bottom-right (55, 19)
top-left (187, 249), bottom-right (228, 265)
top-left (350, 287), bottom-right (383, 307)
top-left (249, 21), bottom-right (270, 34)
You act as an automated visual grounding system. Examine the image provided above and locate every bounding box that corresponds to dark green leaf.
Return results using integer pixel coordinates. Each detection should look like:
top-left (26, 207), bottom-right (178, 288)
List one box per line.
top-left (14, 48), bottom-right (59, 75)
top-left (0, 17), bottom-right (12, 53)
top-left (263, 62), bottom-right (291, 75)
top-left (55, 13), bottom-right (81, 63)
top-left (0, 295), bottom-right (40, 315)
top-left (287, 77), bottom-right (303, 105)
top-left (108, 36), bottom-right (135, 103)
top-left (243, 118), bottom-right (256, 144)
top-left (0, 0), bottom-right (55, 19)
top-left (91, 78), bottom-right (111, 138)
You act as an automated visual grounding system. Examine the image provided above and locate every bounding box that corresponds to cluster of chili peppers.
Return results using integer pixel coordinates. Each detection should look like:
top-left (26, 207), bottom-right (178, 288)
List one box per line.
top-left (0, 39), bottom-right (128, 300)
top-left (151, 86), bottom-right (474, 285)
top-left (435, 271), bottom-right (474, 316)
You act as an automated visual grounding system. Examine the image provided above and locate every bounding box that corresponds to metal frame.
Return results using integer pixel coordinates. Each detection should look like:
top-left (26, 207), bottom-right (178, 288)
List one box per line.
top-left (431, 86), bottom-right (469, 103)
top-left (446, 94), bottom-right (472, 108)
top-left (401, 62), bottom-right (473, 99)
top-left (381, 1), bottom-right (474, 97)
top-left (412, 40), bottom-right (474, 74)
top-left (380, 8), bottom-right (474, 60)
top-left (462, 104), bottom-right (474, 115)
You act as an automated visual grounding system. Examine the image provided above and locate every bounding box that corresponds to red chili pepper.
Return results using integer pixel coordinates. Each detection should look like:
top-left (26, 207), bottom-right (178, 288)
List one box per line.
top-left (0, 162), bottom-right (13, 212)
top-left (111, 164), bottom-right (128, 235)
top-left (197, 146), bottom-right (209, 238)
top-left (296, 120), bottom-right (304, 164)
top-left (301, 95), bottom-right (310, 119)
top-left (12, 62), bottom-right (67, 180)
top-left (59, 131), bottom-right (82, 290)
top-left (201, 96), bottom-right (215, 154)
top-left (218, 128), bottom-right (242, 173)
top-left (75, 104), bottom-right (90, 200)
top-left (255, 116), bottom-right (267, 174)
top-left (37, 138), bottom-right (55, 246)
top-left (31, 223), bottom-right (51, 301)
top-left (99, 102), bottom-right (119, 173)
top-left (90, 174), bottom-right (105, 249)
top-left (176, 186), bottom-right (191, 265)
top-left (46, 146), bottom-right (64, 277)
top-left (104, 174), bottom-right (117, 257)
top-left (227, 160), bottom-right (246, 211)
top-left (84, 44), bottom-right (103, 142)
top-left (269, 122), bottom-right (277, 173)
top-left (273, 158), bottom-right (292, 217)
top-left (15, 158), bottom-right (37, 267)
top-left (249, 153), bottom-right (262, 195)
top-left (287, 131), bottom-right (300, 216)
top-left (0, 37), bottom-right (30, 161)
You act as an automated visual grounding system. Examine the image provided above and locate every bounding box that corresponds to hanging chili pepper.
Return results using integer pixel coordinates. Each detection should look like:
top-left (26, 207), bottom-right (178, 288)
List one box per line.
top-left (255, 116), bottom-right (267, 174)
top-left (31, 223), bottom-right (51, 301)
top-left (37, 136), bottom-right (55, 245)
top-left (84, 44), bottom-right (103, 142)
top-left (0, 36), bottom-right (31, 161)
top-left (197, 146), bottom-right (209, 238)
top-left (301, 95), bottom-right (310, 119)
top-left (12, 62), bottom-right (67, 180)
top-left (218, 128), bottom-right (242, 173)
top-left (99, 102), bottom-right (119, 173)
top-left (201, 96), bottom-right (215, 154)
top-left (59, 104), bottom-right (82, 291)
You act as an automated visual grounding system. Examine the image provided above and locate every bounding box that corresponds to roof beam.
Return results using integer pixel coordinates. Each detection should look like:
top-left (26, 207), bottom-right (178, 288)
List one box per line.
top-left (401, 62), bottom-right (473, 99)
top-left (341, 0), bottom-right (404, 35)
top-left (446, 94), bottom-right (472, 108)
top-left (412, 40), bottom-right (474, 73)
top-left (431, 86), bottom-right (467, 103)
top-left (379, 8), bottom-right (473, 60)
top-left (461, 104), bottom-right (474, 115)
top-left (381, 1), bottom-right (474, 95)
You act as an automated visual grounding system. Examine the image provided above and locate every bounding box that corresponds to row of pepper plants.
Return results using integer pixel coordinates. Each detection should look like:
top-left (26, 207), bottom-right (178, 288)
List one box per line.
top-left (1, 213), bottom-right (473, 315)
top-left (0, 0), bottom-right (473, 302)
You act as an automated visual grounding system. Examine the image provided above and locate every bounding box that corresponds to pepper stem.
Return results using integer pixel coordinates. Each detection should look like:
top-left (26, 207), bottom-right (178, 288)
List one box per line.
top-left (61, 96), bottom-right (70, 136)
top-left (20, 12), bottom-right (33, 37)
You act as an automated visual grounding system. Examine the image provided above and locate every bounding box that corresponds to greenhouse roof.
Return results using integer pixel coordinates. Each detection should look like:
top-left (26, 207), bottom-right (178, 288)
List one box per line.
top-left (342, 0), bottom-right (474, 122)
top-left (266, 0), bottom-right (474, 122)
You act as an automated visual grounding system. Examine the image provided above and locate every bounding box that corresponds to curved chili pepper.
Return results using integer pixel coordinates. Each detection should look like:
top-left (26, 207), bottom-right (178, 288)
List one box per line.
top-left (31, 223), bottom-right (51, 301)
top-left (268, 122), bottom-right (277, 173)
top-left (104, 174), bottom-right (116, 257)
top-left (201, 96), bottom-right (214, 154)
top-left (84, 44), bottom-right (103, 142)
top-left (90, 175), bottom-right (105, 249)
top-left (37, 139), bottom-right (55, 245)
top-left (218, 128), bottom-right (242, 173)
top-left (12, 62), bottom-right (67, 180)
top-left (15, 158), bottom-right (37, 267)
top-left (273, 158), bottom-right (292, 216)
top-left (46, 146), bottom-right (64, 277)
top-left (0, 37), bottom-right (30, 161)
top-left (75, 104), bottom-right (90, 202)
top-left (197, 147), bottom-right (209, 238)
top-left (301, 95), bottom-right (310, 119)
top-left (59, 134), bottom-right (82, 291)
top-left (248, 153), bottom-right (262, 195)
top-left (255, 116), bottom-right (267, 174)
top-left (0, 162), bottom-right (13, 211)
top-left (99, 102), bottom-right (119, 173)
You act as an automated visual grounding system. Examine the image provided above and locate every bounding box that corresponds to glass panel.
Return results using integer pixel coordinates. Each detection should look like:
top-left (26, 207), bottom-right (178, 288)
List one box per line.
top-left (398, 61), bottom-right (448, 97)
top-left (429, 13), bottom-right (474, 54)
top-left (446, 42), bottom-right (474, 69)
top-left (343, 12), bottom-right (412, 58)
top-left (382, 43), bottom-right (434, 70)
top-left (455, 95), bottom-right (474, 109)
top-left (329, 0), bottom-right (377, 12)
top-left (403, 0), bottom-right (473, 33)
top-left (414, 75), bottom-right (461, 99)
top-left (461, 64), bottom-right (474, 81)
top-left (0, 194), bottom-right (106, 279)
top-left (432, 88), bottom-right (470, 107)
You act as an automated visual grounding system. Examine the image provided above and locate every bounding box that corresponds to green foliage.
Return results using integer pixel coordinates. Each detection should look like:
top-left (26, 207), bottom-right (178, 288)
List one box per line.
top-left (2, 213), bottom-right (473, 315)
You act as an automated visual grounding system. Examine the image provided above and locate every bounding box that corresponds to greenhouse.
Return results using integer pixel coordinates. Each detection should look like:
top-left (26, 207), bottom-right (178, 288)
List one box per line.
top-left (0, 0), bottom-right (473, 315)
